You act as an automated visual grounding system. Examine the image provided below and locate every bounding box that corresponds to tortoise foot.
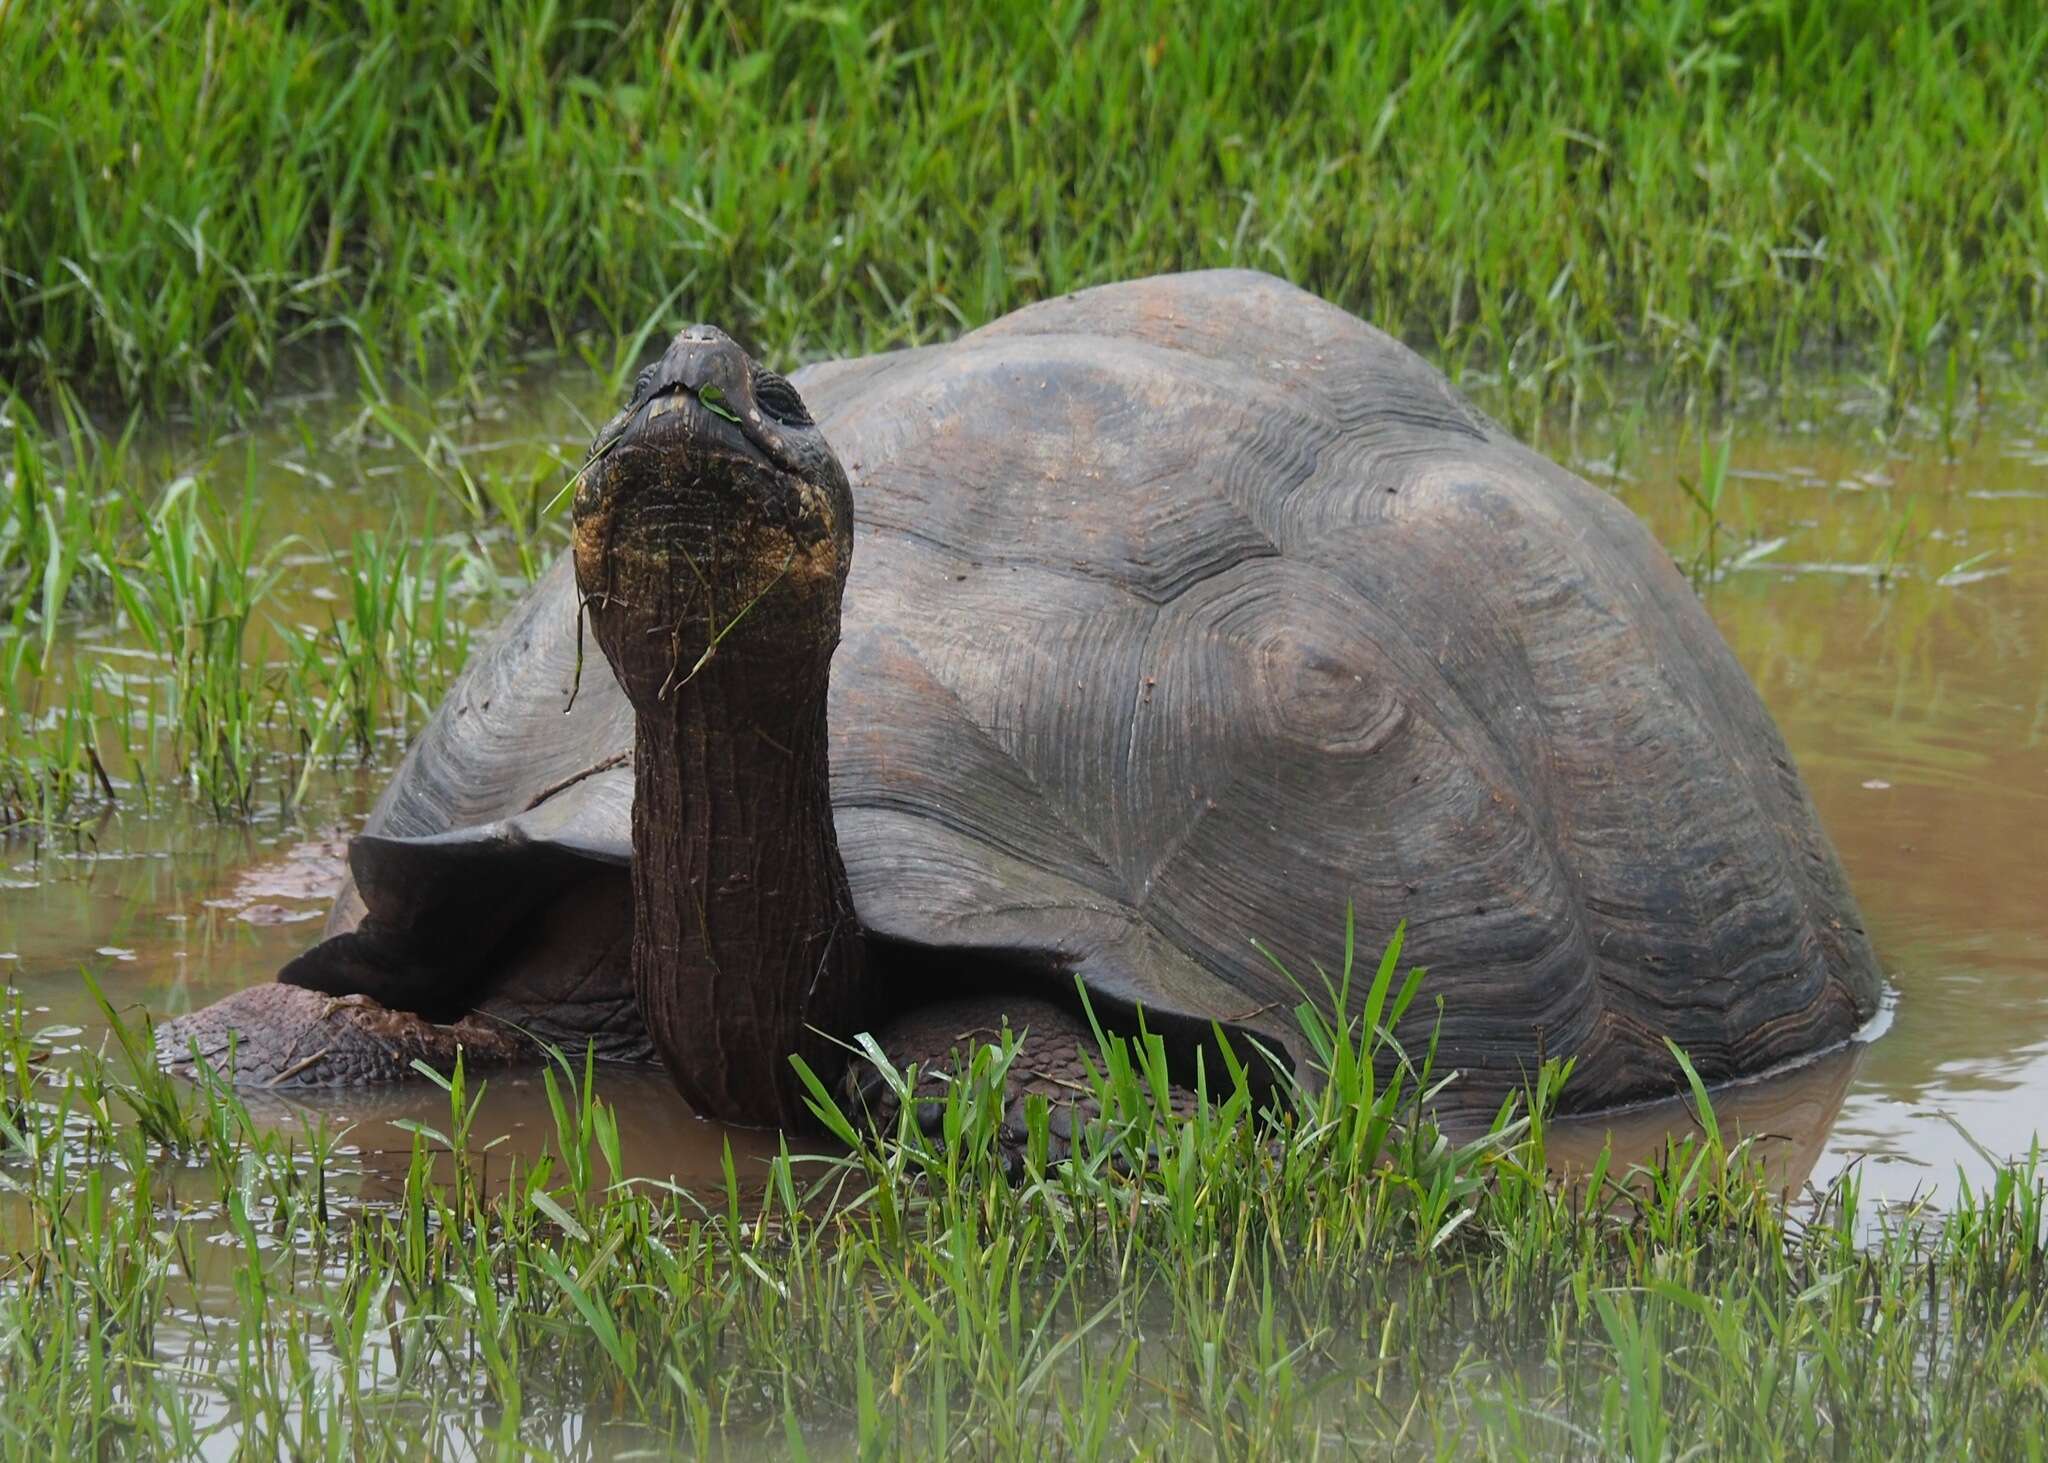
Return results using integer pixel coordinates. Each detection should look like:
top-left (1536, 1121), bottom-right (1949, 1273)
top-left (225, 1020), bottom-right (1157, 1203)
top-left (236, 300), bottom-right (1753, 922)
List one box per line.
top-left (840, 996), bottom-right (1196, 1173)
top-left (155, 984), bottom-right (529, 1088)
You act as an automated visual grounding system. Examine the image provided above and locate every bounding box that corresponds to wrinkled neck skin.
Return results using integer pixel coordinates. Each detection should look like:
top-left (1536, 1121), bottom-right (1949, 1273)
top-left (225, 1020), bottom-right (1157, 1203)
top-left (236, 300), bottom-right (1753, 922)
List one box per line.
top-left (628, 650), bottom-right (866, 1129)
top-left (576, 443), bottom-right (871, 1130)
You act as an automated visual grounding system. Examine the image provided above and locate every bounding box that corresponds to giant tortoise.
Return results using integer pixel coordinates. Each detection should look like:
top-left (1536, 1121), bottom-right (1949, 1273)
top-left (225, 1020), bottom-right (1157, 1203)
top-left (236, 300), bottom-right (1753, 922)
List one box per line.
top-left (160, 271), bottom-right (1882, 1137)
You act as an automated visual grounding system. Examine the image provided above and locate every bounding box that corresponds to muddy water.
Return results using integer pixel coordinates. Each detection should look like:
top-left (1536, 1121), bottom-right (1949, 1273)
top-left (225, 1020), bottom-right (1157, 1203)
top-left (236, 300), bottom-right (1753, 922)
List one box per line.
top-left (2, 370), bottom-right (2043, 1209)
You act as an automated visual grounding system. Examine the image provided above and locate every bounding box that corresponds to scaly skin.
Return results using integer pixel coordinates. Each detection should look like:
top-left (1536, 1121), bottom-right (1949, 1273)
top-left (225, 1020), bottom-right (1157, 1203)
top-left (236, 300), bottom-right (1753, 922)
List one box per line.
top-left (156, 864), bottom-right (650, 1085)
top-left (571, 327), bottom-right (1186, 1136)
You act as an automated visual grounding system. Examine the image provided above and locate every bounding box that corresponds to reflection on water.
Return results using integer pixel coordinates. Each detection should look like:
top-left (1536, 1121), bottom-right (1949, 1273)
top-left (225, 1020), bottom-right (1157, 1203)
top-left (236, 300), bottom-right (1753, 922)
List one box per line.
top-left (1542, 1035), bottom-right (1867, 1200)
top-left (1, 368), bottom-right (2043, 1208)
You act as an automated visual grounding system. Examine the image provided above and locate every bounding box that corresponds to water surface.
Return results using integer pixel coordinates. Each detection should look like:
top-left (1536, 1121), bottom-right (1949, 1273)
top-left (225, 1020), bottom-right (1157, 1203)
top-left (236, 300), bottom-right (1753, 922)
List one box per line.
top-left (3, 367), bottom-right (2043, 1209)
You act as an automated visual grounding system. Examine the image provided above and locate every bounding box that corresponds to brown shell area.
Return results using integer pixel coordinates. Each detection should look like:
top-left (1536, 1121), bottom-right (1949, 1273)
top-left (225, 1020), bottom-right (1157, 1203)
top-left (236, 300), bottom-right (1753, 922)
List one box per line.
top-left (339, 270), bottom-right (1881, 1112)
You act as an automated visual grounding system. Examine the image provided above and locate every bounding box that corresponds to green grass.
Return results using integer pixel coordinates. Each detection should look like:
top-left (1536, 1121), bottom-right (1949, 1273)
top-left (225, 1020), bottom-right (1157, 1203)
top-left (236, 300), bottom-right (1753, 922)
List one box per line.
top-left (0, 389), bottom-right (517, 830)
top-left (5, 0), bottom-right (2044, 423)
top-left (4, 941), bottom-right (2045, 1458)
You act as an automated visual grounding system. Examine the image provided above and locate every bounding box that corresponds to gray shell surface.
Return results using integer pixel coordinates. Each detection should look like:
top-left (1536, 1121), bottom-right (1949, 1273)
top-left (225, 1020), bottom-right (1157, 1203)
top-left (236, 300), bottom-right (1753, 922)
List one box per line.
top-left (337, 271), bottom-right (1880, 1110)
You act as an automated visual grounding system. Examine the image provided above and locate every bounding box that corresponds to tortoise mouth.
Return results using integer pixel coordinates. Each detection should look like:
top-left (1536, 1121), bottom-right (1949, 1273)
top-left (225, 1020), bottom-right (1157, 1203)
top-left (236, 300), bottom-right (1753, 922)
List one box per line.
top-left (595, 382), bottom-right (771, 477)
top-left (574, 377), bottom-right (841, 558)
top-left (573, 375), bottom-right (796, 543)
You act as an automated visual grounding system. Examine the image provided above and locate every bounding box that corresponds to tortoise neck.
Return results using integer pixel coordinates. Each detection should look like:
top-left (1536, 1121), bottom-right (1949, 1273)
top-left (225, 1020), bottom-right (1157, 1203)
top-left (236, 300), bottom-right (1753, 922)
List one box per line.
top-left (627, 652), bottom-right (868, 1129)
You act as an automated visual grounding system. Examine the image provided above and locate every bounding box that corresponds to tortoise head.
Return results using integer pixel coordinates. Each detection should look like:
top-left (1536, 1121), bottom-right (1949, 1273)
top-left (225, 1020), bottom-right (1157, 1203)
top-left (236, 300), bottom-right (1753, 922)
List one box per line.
top-left (571, 326), bottom-right (854, 704)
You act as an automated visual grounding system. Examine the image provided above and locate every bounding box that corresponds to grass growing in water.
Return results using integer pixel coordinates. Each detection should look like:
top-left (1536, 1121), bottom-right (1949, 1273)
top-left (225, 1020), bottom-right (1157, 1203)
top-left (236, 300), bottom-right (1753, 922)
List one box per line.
top-left (0, 393), bottom-right (521, 830)
top-left (4, 1), bottom-right (2043, 423)
top-left (3, 935), bottom-right (2046, 1456)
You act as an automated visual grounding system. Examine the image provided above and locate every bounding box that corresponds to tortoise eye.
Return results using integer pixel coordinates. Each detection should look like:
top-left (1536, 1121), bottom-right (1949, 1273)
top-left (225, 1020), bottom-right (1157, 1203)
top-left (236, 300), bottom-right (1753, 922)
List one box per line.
top-left (752, 370), bottom-right (812, 426)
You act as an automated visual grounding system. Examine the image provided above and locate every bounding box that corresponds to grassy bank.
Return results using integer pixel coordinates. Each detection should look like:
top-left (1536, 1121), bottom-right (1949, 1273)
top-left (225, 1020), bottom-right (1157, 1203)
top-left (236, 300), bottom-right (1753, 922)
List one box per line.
top-left (3, 954), bottom-right (2045, 1458)
top-left (5, 0), bottom-right (2044, 419)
